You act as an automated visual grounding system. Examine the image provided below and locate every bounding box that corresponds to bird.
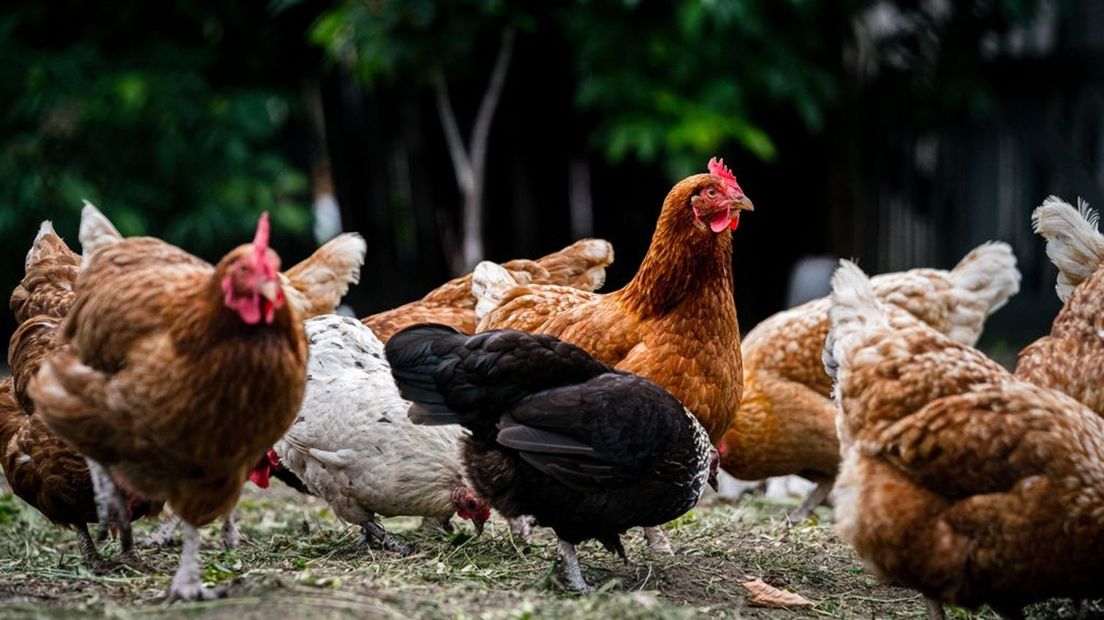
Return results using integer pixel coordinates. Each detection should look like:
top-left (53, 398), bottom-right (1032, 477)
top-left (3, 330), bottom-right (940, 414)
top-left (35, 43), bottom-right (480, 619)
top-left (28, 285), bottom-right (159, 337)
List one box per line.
top-left (470, 157), bottom-right (748, 551)
top-left (271, 314), bottom-right (491, 555)
top-left (386, 325), bottom-right (717, 592)
top-left (825, 259), bottom-right (1104, 619)
top-left (719, 242), bottom-right (1019, 521)
top-left (30, 212), bottom-right (308, 601)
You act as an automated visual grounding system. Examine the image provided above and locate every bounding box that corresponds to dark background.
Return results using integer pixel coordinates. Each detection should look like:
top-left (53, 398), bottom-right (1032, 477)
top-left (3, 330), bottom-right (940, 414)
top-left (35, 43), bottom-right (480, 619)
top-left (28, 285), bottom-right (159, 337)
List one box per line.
top-left (2, 0), bottom-right (1100, 362)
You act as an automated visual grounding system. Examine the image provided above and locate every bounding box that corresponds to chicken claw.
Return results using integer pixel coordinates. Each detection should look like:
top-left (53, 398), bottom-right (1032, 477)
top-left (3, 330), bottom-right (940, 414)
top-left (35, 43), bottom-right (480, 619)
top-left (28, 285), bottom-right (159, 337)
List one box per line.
top-left (643, 526), bottom-right (673, 555)
top-left (220, 512), bottom-right (248, 549)
top-left (360, 519), bottom-right (414, 556)
top-left (558, 539), bottom-right (593, 593)
top-left (166, 522), bottom-right (227, 602)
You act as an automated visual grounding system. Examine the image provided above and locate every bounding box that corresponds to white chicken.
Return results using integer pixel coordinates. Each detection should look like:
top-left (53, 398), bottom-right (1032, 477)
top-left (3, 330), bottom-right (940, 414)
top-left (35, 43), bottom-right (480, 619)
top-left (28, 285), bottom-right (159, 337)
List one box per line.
top-left (272, 315), bottom-right (491, 554)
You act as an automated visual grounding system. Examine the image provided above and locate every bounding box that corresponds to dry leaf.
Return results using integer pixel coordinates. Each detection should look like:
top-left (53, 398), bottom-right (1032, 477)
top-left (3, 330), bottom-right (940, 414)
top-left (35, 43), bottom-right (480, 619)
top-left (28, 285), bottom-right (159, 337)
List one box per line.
top-left (742, 578), bottom-right (813, 608)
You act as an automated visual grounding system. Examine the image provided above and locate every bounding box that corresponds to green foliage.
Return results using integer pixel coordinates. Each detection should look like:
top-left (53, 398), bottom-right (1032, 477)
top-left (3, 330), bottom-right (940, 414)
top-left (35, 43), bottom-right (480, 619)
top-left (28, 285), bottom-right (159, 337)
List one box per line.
top-left (0, 2), bottom-right (310, 264)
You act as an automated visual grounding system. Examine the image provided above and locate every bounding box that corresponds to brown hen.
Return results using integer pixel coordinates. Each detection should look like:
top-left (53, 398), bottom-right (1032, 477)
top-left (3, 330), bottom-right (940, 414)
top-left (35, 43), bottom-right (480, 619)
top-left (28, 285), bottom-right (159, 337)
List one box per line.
top-left (826, 260), bottom-right (1104, 619)
top-left (2, 223), bottom-right (160, 571)
top-left (29, 213), bottom-right (307, 601)
top-left (720, 242), bottom-right (1020, 520)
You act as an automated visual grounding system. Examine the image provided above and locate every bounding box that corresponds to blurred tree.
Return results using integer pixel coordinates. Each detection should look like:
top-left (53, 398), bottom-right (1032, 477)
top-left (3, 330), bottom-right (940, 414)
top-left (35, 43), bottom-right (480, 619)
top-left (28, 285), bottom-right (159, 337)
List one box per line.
top-left (0, 1), bottom-right (312, 265)
top-left (309, 0), bottom-right (522, 274)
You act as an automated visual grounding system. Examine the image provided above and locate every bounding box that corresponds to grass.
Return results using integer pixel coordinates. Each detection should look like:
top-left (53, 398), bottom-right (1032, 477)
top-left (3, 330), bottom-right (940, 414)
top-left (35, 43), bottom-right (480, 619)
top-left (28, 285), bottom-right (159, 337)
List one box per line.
top-left (0, 485), bottom-right (1094, 619)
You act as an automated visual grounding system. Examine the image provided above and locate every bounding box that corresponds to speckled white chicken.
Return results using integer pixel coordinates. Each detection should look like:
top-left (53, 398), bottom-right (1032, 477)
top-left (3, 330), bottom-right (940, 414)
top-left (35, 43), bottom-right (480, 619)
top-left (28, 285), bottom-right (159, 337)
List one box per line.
top-left (272, 315), bottom-right (490, 554)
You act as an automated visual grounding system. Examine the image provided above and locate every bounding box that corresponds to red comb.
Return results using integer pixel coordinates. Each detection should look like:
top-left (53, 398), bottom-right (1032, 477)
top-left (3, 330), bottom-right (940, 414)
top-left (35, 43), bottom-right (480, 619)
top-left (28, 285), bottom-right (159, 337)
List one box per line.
top-left (707, 157), bottom-right (743, 195)
top-left (252, 211), bottom-right (270, 261)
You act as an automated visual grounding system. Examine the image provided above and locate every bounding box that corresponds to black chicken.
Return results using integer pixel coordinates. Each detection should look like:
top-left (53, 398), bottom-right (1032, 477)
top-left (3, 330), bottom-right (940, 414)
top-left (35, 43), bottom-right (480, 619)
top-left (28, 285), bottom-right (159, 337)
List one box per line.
top-left (385, 325), bottom-right (717, 591)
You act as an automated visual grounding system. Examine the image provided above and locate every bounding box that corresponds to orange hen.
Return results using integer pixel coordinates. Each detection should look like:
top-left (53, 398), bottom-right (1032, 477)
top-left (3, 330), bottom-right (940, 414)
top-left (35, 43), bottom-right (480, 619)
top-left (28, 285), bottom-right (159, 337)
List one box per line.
top-left (473, 158), bottom-right (751, 445)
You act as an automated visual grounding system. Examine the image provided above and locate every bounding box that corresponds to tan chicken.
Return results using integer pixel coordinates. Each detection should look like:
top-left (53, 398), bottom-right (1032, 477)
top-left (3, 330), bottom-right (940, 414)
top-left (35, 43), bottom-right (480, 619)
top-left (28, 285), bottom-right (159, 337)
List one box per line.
top-left (30, 212), bottom-right (308, 601)
top-left (826, 260), bottom-right (1104, 619)
top-left (1015, 196), bottom-right (1104, 416)
top-left (363, 238), bottom-right (613, 342)
top-left (720, 242), bottom-right (1020, 520)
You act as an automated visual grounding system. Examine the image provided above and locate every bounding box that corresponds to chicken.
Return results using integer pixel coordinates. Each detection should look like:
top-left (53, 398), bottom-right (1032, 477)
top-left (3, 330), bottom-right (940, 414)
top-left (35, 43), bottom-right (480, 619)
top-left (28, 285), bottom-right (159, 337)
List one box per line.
top-left (1, 222), bottom-right (161, 571)
top-left (1015, 196), bottom-right (1104, 416)
top-left (29, 212), bottom-right (308, 601)
top-left (79, 201), bottom-right (367, 321)
top-left (719, 242), bottom-right (1020, 520)
top-left (363, 238), bottom-right (614, 343)
top-left (473, 158), bottom-right (751, 445)
top-left (825, 260), bottom-right (1104, 619)
top-left (386, 325), bottom-right (717, 592)
top-left (76, 202), bottom-right (365, 549)
top-left (270, 314), bottom-right (491, 555)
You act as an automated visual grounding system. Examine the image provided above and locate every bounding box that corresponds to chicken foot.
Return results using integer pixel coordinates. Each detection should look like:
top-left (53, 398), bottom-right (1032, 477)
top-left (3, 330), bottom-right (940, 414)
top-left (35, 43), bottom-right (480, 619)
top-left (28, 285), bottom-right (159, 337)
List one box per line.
top-left (220, 512), bottom-right (247, 548)
top-left (643, 526), bottom-right (673, 554)
top-left (74, 523), bottom-right (114, 574)
top-left (786, 479), bottom-right (834, 524)
top-left (166, 522), bottom-right (227, 602)
top-left (360, 519), bottom-right (414, 556)
top-left (558, 539), bottom-right (593, 593)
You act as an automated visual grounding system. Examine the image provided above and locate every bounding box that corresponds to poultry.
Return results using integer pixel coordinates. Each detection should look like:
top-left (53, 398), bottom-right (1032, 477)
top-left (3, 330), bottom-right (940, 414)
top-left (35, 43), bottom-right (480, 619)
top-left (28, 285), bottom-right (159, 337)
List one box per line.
top-left (825, 259), bottom-right (1104, 619)
top-left (79, 201), bottom-right (367, 321)
top-left (473, 158), bottom-right (748, 551)
top-left (386, 325), bottom-right (717, 592)
top-left (473, 157), bottom-right (750, 445)
top-left (363, 238), bottom-right (614, 343)
top-left (29, 212), bottom-right (308, 601)
top-left (267, 314), bottom-right (491, 555)
top-left (1, 222), bottom-right (160, 571)
top-left (1015, 196), bottom-right (1104, 416)
top-left (720, 242), bottom-right (1020, 521)
top-left (78, 201), bottom-right (365, 548)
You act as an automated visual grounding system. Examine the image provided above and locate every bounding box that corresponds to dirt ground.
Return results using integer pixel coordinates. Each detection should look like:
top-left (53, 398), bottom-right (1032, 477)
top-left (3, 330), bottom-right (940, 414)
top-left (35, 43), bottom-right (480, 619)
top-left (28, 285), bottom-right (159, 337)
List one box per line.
top-left (0, 485), bottom-right (1092, 619)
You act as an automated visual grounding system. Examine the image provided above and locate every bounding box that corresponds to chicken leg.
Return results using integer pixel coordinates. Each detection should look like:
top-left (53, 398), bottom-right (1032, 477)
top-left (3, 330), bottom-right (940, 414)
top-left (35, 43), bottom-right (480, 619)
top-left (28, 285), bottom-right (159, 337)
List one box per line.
top-left (643, 526), bottom-right (673, 554)
top-left (87, 458), bottom-right (131, 549)
top-left (74, 523), bottom-right (113, 574)
top-left (925, 598), bottom-right (945, 620)
top-left (166, 522), bottom-right (226, 602)
top-left (786, 479), bottom-right (833, 524)
top-left (558, 539), bottom-right (593, 592)
top-left (508, 515), bottom-right (535, 543)
top-left (220, 512), bottom-right (246, 548)
top-left (360, 519), bottom-right (414, 556)
top-left (141, 513), bottom-right (182, 547)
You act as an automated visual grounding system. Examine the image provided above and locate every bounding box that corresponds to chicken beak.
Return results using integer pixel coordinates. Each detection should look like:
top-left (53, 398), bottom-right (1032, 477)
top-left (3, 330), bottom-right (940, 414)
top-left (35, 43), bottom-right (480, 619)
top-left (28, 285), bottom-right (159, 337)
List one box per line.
top-left (708, 474), bottom-right (719, 493)
top-left (473, 518), bottom-right (486, 537)
top-left (733, 194), bottom-right (754, 212)
top-left (258, 279), bottom-right (280, 302)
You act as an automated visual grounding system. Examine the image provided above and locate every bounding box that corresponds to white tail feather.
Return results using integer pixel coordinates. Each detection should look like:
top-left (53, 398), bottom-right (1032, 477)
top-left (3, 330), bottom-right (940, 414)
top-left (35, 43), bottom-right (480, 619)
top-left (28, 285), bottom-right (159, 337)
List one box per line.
top-left (472, 261), bottom-right (520, 321)
top-left (79, 200), bottom-right (123, 262)
top-left (281, 232), bottom-right (368, 319)
top-left (825, 261), bottom-right (887, 382)
top-left (945, 241), bottom-right (1021, 344)
top-left (1032, 195), bottom-right (1104, 302)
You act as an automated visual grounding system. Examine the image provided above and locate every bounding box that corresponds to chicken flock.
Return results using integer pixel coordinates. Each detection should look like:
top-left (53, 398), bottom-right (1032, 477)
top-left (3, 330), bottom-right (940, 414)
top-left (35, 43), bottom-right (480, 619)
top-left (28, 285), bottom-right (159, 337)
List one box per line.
top-left (2, 158), bottom-right (1103, 616)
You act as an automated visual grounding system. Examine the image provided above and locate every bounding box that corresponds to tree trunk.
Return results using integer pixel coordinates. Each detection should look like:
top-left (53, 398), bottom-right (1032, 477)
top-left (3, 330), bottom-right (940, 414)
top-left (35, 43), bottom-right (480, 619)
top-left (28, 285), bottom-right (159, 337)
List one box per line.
top-left (432, 25), bottom-right (516, 275)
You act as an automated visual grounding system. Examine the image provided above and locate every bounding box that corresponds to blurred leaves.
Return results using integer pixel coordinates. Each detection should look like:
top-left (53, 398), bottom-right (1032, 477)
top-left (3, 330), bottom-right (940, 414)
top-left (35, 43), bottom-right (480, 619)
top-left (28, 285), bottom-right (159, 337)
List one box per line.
top-left (0, 1), bottom-right (310, 263)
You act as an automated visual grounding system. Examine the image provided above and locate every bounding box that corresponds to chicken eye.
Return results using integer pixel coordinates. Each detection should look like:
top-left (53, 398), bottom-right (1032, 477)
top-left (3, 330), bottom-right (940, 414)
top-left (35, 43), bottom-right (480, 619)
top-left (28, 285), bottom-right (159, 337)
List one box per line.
top-left (705, 188), bottom-right (718, 198)
top-left (466, 500), bottom-right (478, 511)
